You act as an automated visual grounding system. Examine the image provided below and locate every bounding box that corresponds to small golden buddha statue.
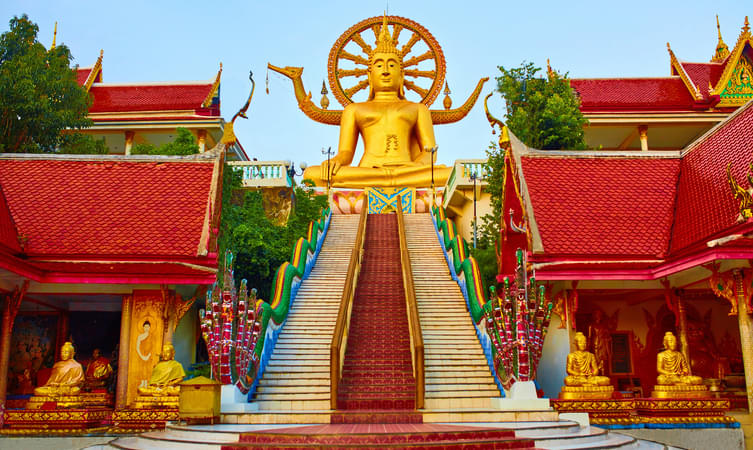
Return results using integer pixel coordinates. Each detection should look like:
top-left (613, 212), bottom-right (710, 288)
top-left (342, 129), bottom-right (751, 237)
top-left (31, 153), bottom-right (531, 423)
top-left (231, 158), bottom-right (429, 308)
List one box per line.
top-left (27, 342), bottom-right (84, 409)
top-left (302, 15), bottom-right (451, 188)
top-left (559, 332), bottom-right (613, 400)
top-left (652, 331), bottom-right (708, 398)
top-left (83, 348), bottom-right (113, 391)
top-left (33, 342), bottom-right (84, 396)
top-left (134, 343), bottom-right (185, 408)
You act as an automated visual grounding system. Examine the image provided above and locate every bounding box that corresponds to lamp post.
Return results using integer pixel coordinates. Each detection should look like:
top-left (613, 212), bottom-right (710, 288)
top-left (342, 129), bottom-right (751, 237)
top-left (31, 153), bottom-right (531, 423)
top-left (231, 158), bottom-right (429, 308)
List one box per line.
top-left (429, 146), bottom-right (438, 207)
top-left (470, 171), bottom-right (478, 249)
top-left (321, 146), bottom-right (334, 193)
top-left (285, 161), bottom-right (307, 186)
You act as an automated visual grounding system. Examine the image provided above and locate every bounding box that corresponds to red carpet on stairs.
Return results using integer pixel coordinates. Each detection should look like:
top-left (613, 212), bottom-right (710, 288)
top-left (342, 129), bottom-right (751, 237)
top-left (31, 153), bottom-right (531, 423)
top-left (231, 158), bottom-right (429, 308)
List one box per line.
top-left (333, 214), bottom-right (419, 424)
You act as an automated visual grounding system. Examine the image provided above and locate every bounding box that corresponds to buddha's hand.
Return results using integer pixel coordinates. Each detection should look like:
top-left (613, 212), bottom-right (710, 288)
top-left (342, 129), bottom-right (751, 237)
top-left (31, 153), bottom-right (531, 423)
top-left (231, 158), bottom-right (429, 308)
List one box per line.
top-left (320, 157), bottom-right (343, 181)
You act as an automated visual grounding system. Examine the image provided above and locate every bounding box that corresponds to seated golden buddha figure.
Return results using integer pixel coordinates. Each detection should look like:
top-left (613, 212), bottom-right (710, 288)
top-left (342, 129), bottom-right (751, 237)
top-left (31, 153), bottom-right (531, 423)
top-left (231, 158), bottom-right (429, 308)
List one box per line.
top-left (33, 342), bottom-right (84, 396)
top-left (135, 343), bottom-right (185, 408)
top-left (27, 342), bottom-right (84, 409)
top-left (83, 348), bottom-right (113, 391)
top-left (559, 332), bottom-right (613, 400)
top-left (652, 331), bottom-right (708, 398)
top-left (302, 16), bottom-right (451, 189)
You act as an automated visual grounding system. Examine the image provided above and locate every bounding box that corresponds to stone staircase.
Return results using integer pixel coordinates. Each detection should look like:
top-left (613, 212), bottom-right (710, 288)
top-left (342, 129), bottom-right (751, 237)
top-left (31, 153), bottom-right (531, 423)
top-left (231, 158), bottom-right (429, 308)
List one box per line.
top-left (251, 214), bottom-right (360, 411)
top-left (403, 213), bottom-right (502, 411)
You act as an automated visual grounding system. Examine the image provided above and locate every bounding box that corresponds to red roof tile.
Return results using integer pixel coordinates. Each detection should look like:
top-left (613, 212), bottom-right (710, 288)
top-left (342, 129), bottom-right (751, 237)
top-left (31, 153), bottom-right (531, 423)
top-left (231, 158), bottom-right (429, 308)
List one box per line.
top-left (571, 78), bottom-right (697, 112)
top-left (679, 62), bottom-right (724, 100)
top-left (0, 187), bottom-right (21, 254)
top-left (76, 67), bottom-right (92, 86)
top-left (88, 83), bottom-right (216, 114)
top-left (521, 156), bottom-right (680, 257)
top-left (670, 102), bottom-right (753, 253)
top-left (0, 158), bottom-right (216, 259)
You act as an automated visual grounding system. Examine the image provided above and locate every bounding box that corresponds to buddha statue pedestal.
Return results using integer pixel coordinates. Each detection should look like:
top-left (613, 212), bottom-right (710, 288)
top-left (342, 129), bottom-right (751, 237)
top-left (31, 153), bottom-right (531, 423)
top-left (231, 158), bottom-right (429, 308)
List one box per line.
top-left (133, 392), bottom-right (179, 409)
top-left (109, 343), bottom-right (184, 433)
top-left (559, 385), bottom-right (614, 400)
top-left (651, 384), bottom-right (710, 399)
top-left (110, 408), bottom-right (180, 434)
top-left (2, 342), bottom-right (111, 434)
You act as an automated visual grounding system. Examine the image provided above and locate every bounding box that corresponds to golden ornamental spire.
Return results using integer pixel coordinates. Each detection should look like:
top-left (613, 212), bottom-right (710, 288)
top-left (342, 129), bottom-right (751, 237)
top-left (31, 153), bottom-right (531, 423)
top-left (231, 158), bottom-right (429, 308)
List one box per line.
top-left (371, 13), bottom-right (400, 61)
top-left (51, 21), bottom-right (57, 49)
top-left (712, 15), bottom-right (730, 62)
top-left (744, 16), bottom-right (751, 35)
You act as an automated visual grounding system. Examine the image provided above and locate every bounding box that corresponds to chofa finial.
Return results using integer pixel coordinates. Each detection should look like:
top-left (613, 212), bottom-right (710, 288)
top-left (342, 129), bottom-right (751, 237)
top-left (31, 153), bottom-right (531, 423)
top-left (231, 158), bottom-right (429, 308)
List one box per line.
top-left (51, 21), bottom-right (57, 49)
top-left (712, 15), bottom-right (730, 62)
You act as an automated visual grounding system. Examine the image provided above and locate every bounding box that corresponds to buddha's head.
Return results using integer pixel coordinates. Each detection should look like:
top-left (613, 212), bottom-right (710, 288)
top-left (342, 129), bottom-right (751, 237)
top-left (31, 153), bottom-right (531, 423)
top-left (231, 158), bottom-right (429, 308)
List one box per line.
top-left (573, 332), bottom-right (587, 351)
top-left (92, 348), bottom-right (101, 359)
top-left (161, 343), bottom-right (175, 361)
top-left (60, 342), bottom-right (75, 361)
top-left (663, 331), bottom-right (677, 351)
top-left (368, 15), bottom-right (405, 100)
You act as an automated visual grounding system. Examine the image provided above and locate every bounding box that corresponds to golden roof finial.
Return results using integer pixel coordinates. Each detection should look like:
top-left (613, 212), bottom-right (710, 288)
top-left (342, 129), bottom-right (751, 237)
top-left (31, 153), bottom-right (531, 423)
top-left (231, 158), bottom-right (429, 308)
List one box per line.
top-left (712, 15), bottom-right (730, 62)
top-left (51, 21), bottom-right (57, 50)
top-left (320, 80), bottom-right (330, 110)
top-left (743, 16), bottom-right (751, 34)
top-left (546, 58), bottom-right (555, 79)
top-left (371, 13), bottom-right (400, 60)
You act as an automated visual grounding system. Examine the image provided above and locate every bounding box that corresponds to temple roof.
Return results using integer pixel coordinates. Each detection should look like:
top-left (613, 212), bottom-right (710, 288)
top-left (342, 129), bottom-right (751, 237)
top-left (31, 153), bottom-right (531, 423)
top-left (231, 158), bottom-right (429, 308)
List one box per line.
top-left (570, 77), bottom-right (698, 112)
top-left (508, 99), bottom-right (753, 277)
top-left (671, 99), bottom-right (753, 254)
top-left (0, 154), bottom-right (222, 284)
top-left (0, 187), bottom-right (21, 254)
top-left (570, 17), bottom-right (751, 113)
top-left (88, 82), bottom-right (218, 115)
top-left (75, 52), bottom-right (222, 119)
top-left (521, 154), bottom-right (680, 258)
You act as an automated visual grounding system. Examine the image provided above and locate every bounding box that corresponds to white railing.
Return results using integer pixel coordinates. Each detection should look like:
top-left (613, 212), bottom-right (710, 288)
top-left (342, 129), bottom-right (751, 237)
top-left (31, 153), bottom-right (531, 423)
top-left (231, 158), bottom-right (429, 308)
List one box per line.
top-left (227, 161), bottom-right (292, 188)
top-left (443, 159), bottom-right (488, 209)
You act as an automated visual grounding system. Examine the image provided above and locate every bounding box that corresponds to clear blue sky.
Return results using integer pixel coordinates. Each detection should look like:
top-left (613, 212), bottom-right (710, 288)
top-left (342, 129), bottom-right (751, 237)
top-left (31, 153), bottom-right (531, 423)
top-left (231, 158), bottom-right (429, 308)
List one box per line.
top-left (0, 1), bottom-right (749, 167)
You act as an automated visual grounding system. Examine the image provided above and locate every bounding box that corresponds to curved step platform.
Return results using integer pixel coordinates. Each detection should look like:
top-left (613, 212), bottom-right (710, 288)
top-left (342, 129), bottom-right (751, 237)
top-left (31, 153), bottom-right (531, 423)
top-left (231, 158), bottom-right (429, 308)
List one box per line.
top-left (103, 420), bottom-right (658, 449)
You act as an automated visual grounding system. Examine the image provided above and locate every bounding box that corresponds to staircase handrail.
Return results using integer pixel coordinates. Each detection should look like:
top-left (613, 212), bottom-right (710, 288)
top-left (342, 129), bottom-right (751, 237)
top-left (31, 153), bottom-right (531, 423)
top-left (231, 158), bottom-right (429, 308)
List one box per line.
top-left (396, 196), bottom-right (425, 409)
top-left (330, 205), bottom-right (368, 409)
top-left (202, 206), bottom-right (331, 395)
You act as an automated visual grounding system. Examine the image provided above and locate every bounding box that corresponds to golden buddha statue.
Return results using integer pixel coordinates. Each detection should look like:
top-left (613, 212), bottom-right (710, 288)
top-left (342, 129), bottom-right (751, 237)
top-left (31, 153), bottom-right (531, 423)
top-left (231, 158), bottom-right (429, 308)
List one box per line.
top-left (301, 15), bottom-right (451, 188)
top-left (33, 342), bottom-right (84, 396)
top-left (652, 331), bottom-right (708, 398)
top-left (559, 332), bottom-right (613, 400)
top-left (27, 342), bottom-right (85, 409)
top-left (135, 343), bottom-right (185, 408)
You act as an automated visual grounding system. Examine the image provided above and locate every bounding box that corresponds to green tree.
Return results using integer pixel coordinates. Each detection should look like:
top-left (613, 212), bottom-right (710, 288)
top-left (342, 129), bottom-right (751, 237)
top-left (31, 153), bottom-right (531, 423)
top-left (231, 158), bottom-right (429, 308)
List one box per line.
top-left (58, 133), bottom-right (108, 154)
top-left (130, 127), bottom-right (199, 156)
top-left (470, 143), bottom-right (504, 293)
top-left (218, 170), bottom-right (327, 298)
top-left (496, 62), bottom-right (587, 150)
top-left (0, 15), bottom-right (92, 153)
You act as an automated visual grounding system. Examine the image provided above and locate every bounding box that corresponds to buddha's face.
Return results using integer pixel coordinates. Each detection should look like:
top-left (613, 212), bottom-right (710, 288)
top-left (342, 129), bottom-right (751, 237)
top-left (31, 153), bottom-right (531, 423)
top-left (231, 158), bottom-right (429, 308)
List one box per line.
top-left (574, 334), bottom-right (587, 351)
top-left (92, 349), bottom-right (101, 359)
top-left (162, 345), bottom-right (175, 360)
top-left (664, 334), bottom-right (677, 351)
top-left (60, 345), bottom-right (74, 361)
top-left (369, 52), bottom-right (403, 93)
